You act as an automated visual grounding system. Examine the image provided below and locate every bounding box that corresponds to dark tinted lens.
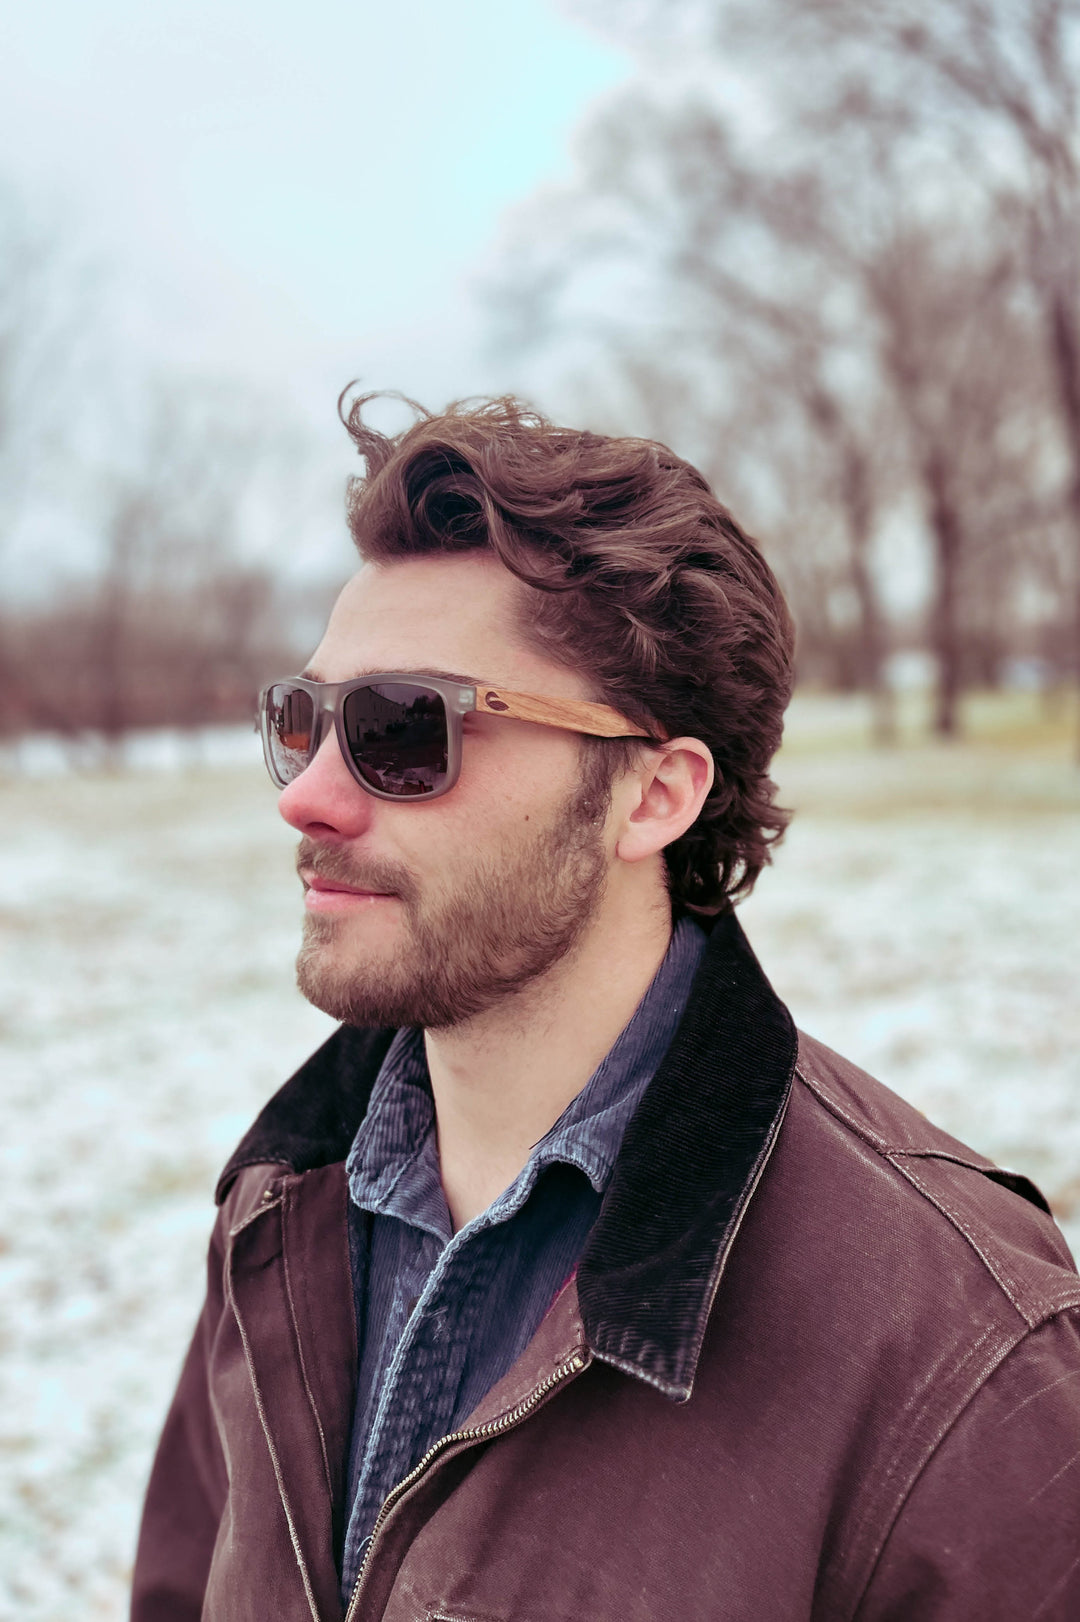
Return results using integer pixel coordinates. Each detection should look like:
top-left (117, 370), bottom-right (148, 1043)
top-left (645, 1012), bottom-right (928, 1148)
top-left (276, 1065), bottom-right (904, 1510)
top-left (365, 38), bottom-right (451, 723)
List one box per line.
top-left (265, 682), bottom-right (315, 785)
top-left (341, 682), bottom-right (448, 797)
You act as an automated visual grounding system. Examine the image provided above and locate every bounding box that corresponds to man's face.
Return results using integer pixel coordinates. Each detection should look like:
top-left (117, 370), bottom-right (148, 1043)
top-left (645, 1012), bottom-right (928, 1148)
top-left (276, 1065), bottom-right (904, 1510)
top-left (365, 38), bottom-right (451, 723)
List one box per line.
top-left (277, 552), bottom-right (621, 1031)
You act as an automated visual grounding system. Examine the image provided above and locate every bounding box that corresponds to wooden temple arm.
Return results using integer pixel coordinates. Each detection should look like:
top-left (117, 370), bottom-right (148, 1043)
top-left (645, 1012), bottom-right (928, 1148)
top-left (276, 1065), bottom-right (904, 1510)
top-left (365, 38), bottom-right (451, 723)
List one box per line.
top-left (475, 685), bottom-right (667, 741)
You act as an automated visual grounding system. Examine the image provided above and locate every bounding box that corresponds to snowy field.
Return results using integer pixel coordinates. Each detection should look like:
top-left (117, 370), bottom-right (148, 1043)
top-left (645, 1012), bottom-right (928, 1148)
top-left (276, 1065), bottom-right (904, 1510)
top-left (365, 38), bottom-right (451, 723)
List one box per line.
top-left (1, 694), bottom-right (1078, 1619)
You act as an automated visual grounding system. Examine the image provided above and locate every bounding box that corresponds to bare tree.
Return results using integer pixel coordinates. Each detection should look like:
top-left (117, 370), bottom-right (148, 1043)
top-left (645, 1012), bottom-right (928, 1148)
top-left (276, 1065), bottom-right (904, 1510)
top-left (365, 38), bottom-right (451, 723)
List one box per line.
top-left (601, 0), bottom-right (1080, 737)
top-left (494, 5), bottom-right (1072, 739)
top-left (0, 187), bottom-right (81, 545)
top-left (487, 97), bottom-right (928, 735)
top-left (0, 374), bottom-right (316, 758)
top-left (776, 0), bottom-right (1080, 720)
top-left (0, 182), bottom-right (99, 694)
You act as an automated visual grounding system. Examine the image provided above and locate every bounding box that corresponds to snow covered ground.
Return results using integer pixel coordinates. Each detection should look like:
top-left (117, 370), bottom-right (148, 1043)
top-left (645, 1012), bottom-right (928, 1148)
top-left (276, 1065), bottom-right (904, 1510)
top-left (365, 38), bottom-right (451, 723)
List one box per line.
top-left (1, 698), bottom-right (1078, 1618)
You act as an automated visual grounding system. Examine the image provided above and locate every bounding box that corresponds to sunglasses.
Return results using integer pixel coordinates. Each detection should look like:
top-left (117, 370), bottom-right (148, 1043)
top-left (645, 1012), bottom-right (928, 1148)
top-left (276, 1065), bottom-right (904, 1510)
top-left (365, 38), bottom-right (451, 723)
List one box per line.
top-left (258, 672), bottom-right (667, 802)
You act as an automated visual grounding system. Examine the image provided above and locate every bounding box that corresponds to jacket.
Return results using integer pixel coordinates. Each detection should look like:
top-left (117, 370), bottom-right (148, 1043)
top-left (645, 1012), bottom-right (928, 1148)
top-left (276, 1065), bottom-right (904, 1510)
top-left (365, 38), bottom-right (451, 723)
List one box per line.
top-left (131, 910), bottom-right (1080, 1621)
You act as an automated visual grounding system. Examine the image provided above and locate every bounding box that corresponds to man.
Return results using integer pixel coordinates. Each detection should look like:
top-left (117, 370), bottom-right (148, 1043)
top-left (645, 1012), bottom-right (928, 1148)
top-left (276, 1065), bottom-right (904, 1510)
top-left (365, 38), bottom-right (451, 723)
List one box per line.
top-left (132, 396), bottom-right (1080, 1621)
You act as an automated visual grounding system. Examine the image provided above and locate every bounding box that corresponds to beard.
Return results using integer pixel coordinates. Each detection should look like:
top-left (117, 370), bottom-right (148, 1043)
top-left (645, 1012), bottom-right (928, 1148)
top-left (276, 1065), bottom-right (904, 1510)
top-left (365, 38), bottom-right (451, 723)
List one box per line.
top-left (295, 772), bottom-right (612, 1032)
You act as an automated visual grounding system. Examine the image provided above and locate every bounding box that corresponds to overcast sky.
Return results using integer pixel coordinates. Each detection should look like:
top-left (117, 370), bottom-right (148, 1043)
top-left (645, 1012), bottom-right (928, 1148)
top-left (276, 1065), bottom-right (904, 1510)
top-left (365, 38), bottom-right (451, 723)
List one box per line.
top-left (2, 0), bottom-right (629, 421)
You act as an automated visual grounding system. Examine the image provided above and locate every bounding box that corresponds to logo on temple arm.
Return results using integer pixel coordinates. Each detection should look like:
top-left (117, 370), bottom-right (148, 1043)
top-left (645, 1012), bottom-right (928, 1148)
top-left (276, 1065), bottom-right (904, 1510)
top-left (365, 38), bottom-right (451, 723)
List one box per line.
top-left (484, 692), bottom-right (510, 711)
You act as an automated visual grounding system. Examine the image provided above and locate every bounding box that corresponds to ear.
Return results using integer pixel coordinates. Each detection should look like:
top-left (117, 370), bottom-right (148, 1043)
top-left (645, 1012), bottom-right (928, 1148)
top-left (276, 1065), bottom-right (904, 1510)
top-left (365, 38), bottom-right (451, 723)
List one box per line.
top-left (614, 739), bottom-right (715, 865)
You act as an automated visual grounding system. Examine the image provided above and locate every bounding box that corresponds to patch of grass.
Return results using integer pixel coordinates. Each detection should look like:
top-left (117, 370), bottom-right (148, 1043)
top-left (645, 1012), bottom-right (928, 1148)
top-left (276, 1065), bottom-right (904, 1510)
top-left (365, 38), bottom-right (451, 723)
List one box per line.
top-left (771, 691), bottom-right (1080, 818)
top-left (781, 686), bottom-right (1079, 755)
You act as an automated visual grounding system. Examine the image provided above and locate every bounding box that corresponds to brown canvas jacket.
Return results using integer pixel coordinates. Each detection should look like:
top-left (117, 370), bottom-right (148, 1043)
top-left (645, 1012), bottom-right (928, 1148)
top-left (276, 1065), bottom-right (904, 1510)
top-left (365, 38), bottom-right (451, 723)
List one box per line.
top-left (131, 912), bottom-right (1080, 1621)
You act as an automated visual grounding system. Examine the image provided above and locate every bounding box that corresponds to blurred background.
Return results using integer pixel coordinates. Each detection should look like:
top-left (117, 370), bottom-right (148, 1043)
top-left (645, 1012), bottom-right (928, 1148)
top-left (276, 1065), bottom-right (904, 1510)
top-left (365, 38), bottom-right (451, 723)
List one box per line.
top-left (1, 0), bottom-right (1078, 1615)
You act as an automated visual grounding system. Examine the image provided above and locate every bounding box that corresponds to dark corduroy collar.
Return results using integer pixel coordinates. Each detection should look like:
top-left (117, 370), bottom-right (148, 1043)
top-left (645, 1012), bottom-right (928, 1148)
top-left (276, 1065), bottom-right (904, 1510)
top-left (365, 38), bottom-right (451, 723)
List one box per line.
top-left (217, 908), bottom-right (798, 1401)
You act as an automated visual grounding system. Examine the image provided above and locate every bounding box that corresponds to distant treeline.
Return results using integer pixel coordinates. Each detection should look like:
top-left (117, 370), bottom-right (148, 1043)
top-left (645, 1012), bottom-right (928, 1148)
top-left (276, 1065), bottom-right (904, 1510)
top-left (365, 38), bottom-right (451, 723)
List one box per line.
top-left (0, 576), bottom-right (321, 742)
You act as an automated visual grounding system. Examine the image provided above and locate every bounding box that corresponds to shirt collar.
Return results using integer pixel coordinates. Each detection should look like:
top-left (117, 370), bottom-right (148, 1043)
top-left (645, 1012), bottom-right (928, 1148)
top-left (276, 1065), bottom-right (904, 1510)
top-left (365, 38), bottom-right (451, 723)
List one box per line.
top-left (346, 915), bottom-right (709, 1241)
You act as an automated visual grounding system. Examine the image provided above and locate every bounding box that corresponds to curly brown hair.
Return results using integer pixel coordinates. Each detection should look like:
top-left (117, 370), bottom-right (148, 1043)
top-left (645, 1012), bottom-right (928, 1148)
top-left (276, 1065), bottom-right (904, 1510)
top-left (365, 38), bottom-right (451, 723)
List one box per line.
top-left (339, 391), bottom-right (794, 913)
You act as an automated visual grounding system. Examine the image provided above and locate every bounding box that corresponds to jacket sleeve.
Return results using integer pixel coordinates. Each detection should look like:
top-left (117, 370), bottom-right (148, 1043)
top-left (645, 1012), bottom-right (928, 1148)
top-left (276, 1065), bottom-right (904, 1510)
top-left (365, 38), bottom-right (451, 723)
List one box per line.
top-left (130, 1208), bottom-right (231, 1622)
top-left (857, 1308), bottom-right (1080, 1621)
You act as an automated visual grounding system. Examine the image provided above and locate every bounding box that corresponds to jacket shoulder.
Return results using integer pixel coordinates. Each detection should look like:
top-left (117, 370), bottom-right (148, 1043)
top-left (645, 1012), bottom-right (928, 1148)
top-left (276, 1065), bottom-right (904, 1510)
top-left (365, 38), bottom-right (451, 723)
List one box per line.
top-left (792, 1029), bottom-right (1080, 1327)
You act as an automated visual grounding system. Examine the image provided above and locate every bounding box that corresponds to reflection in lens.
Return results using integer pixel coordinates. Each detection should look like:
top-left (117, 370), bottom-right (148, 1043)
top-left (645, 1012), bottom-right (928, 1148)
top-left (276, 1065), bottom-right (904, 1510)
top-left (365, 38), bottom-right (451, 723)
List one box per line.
top-left (342, 683), bottom-right (448, 796)
top-left (268, 683), bottom-right (314, 784)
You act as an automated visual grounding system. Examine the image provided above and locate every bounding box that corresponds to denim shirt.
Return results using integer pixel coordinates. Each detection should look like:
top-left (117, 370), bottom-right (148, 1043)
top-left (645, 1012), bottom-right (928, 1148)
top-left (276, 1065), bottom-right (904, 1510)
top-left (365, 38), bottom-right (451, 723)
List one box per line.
top-left (339, 915), bottom-right (708, 1601)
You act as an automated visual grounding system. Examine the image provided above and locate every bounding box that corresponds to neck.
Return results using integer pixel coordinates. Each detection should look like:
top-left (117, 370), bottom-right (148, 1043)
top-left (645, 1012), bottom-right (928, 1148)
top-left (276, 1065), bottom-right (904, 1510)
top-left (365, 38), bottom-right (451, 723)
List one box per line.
top-left (425, 879), bottom-right (673, 1231)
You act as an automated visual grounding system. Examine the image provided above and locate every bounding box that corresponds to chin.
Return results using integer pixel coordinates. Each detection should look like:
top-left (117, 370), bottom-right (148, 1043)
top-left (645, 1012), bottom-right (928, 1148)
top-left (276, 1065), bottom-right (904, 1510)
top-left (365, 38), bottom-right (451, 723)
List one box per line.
top-left (296, 924), bottom-right (414, 1029)
top-left (297, 953), bottom-right (386, 1027)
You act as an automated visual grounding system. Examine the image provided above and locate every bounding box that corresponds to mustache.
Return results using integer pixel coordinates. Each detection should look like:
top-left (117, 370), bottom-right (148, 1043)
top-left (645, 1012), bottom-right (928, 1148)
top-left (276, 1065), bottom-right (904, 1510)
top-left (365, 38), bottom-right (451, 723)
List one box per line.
top-left (295, 836), bottom-right (418, 904)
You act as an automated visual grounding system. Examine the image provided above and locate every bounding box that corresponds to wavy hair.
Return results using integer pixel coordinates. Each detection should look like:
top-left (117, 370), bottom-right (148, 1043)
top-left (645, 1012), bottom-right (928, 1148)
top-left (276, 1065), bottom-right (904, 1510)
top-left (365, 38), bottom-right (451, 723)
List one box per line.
top-left (339, 391), bottom-right (794, 912)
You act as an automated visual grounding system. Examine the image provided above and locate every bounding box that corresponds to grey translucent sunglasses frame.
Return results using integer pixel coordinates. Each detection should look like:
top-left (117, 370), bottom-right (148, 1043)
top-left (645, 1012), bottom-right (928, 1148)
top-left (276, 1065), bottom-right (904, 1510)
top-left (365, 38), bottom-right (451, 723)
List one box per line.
top-left (258, 672), bottom-right (667, 802)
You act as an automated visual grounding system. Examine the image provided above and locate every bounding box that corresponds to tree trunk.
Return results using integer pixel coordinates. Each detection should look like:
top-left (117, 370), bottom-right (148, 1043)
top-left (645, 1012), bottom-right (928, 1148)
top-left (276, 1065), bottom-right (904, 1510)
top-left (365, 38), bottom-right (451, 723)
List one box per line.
top-left (93, 498), bottom-right (142, 760)
top-left (923, 449), bottom-right (964, 739)
top-left (1046, 286), bottom-right (1080, 761)
top-left (840, 438), bottom-right (896, 745)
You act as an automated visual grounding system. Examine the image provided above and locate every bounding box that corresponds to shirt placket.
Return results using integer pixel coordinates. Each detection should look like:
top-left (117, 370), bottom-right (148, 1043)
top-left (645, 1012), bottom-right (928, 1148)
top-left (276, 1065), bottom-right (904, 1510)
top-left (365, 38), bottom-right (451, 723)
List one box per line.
top-left (342, 1221), bottom-right (500, 1587)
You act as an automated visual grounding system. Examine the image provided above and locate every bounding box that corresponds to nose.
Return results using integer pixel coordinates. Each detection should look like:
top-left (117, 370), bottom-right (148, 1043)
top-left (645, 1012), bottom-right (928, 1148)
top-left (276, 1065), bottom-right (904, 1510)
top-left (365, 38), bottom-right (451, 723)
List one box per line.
top-left (277, 730), bottom-right (377, 841)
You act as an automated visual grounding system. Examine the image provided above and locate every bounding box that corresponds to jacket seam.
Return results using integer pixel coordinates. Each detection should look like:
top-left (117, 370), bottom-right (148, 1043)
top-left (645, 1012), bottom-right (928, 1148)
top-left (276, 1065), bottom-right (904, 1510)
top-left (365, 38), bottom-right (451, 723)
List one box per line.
top-left (892, 1147), bottom-right (999, 1169)
top-left (871, 1319), bottom-right (1006, 1498)
top-left (843, 1323), bottom-right (1021, 1617)
top-left (850, 1318), bottom-right (1073, 1620)
top-left (225, 1230), bottom-right (323, 1622)
top-left (891, 1157), bottom-right (1041, 1324)
top-left (797, 1066), bottom-right (1076, 1324)
top-left (796, 1066), bottom-right (1056, 1191)
top-left (795, 1065), bottom-right (891, 1150)
top-left (425, 1613), bottom-right (503, 1622)
top-left (281, 1178), bottom-right (335, 1500)
top-left (228, 1193), bottom-right (283, 1240)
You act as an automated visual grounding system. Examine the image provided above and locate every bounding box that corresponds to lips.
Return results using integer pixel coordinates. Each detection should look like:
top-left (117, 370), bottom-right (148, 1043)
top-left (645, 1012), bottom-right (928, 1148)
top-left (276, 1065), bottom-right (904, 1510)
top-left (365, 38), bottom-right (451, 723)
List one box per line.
top-left (304, 874), bottom-right (393, 897)
top-left (294, 829), bottom-right (413, 912)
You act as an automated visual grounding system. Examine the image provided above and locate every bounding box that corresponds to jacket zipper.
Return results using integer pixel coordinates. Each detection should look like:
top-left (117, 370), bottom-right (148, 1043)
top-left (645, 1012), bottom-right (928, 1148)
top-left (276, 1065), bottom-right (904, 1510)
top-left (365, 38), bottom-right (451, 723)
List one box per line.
top-left (343, 1348), bottom-right (589, 1622)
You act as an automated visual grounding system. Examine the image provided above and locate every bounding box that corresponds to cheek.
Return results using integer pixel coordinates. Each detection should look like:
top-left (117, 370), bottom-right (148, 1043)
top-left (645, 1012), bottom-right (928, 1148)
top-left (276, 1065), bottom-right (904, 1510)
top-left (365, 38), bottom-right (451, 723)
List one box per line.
top-left (482, 730), bottom-right (581, 802)
top-left (470, 763), bottom-right (560, 833)
top-left (422, 783), bottom-right (534, 870)
top-left (440, 728), bottom-right (585, 847)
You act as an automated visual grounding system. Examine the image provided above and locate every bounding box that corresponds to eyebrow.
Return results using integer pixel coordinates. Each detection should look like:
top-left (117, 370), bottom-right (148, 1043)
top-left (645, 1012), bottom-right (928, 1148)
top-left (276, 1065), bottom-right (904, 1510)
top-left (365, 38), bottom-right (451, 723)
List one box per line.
top-left (299, 665), bottom-right (479, 686)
